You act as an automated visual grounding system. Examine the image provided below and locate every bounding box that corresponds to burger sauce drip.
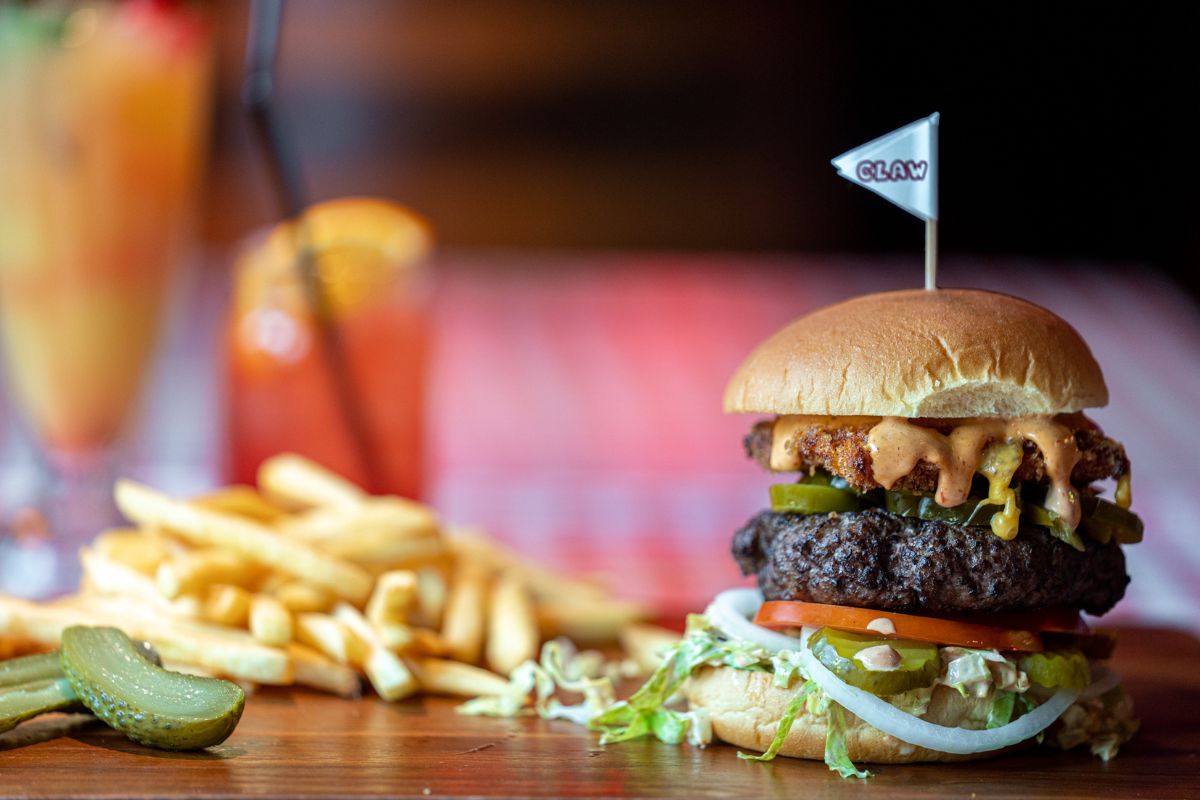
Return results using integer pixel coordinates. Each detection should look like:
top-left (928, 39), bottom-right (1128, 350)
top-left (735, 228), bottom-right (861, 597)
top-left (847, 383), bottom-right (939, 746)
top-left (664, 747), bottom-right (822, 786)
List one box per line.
top-left (867, 417), bottom-right (1006, 507)
top-left (1008, 417), bottom-right (1082, 527)
top-left (865, 416), bottom-right (1083, 528)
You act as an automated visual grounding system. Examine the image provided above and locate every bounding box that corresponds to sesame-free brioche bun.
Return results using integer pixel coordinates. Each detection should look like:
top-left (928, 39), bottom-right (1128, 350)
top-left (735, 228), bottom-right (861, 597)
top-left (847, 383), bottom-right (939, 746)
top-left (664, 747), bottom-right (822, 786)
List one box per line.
top-left (723, 289), bottom-right (1107, 418)
top-left (685, 666), bottom-right (1027, 764)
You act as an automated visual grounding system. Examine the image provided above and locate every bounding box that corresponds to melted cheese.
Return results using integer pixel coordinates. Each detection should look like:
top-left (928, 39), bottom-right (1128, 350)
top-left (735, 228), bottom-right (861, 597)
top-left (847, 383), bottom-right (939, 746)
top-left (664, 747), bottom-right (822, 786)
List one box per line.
top-left (979, 441), bottom-right (1023, 539)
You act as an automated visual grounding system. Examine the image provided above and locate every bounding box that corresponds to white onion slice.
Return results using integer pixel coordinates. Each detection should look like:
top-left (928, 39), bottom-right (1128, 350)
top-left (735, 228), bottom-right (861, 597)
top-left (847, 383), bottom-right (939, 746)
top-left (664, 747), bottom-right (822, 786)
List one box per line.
top-left (797, 626), bottom-right (1082, 754)
top-left (1079, 665), bottom-right (1121, 701)
top-left (705, 588), bottom-right (805, 653)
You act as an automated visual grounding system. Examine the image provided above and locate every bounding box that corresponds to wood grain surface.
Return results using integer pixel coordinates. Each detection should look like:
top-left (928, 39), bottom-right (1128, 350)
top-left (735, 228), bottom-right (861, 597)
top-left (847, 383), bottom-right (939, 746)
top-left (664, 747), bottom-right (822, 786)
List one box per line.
top-left (2, 627), bottom-right (1197, 799)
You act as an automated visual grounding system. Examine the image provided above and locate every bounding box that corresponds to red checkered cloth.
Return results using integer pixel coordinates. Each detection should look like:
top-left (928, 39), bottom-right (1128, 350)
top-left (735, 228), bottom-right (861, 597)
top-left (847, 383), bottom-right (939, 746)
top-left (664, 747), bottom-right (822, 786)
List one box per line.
top-left (427, 254), bottom-right (1200, 630)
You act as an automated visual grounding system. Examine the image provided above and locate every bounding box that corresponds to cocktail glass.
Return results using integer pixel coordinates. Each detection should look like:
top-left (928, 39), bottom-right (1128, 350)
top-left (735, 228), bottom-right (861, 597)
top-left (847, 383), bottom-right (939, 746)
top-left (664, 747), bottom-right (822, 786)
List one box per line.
top-left (226, 198), bottom-right (433, 500)
top-left (0, 1), bottom-right (212, 594)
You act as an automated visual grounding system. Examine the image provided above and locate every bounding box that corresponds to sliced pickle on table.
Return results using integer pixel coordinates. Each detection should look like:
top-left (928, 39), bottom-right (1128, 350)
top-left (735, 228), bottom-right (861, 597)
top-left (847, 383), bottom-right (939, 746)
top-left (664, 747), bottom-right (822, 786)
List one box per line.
top-left (807, 627), bottom-right (939, 696)
top-left (0, 641), bottom-right (160, 691)
top-left (1018, 649), bottom-right (1091, 689)
top-left (0, 651), bottom-right (62, 689)
top-left (770, 483), bottom-right (861, 514)
top-left (60, 626), bottom-right (245, 750)
top-left (0, 678), bottom-right (78, 734)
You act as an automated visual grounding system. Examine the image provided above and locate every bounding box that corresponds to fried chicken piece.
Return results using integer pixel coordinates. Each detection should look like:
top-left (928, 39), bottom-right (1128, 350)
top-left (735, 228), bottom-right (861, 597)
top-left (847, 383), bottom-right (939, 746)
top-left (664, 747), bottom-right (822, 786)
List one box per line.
top-left (743, 415), bottom-right (1128, 492)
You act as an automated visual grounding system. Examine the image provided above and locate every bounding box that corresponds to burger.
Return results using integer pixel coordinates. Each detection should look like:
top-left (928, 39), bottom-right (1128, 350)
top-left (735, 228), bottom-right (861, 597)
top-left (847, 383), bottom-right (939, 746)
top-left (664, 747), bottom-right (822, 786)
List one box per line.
top-left (593, 288), bottom-right (1140, 777)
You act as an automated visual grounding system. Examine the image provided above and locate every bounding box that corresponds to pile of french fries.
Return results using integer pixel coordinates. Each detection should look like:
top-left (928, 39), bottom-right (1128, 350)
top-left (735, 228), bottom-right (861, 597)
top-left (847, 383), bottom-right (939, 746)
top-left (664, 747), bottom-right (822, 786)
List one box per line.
top-left (0, 454), bottom-right (649, 703)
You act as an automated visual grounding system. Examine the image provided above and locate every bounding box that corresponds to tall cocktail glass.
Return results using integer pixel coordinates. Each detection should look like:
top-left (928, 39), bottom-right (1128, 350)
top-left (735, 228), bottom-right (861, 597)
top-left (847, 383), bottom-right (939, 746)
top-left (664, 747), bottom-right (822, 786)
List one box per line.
top-left (0, 1), bottom-right (212, 594)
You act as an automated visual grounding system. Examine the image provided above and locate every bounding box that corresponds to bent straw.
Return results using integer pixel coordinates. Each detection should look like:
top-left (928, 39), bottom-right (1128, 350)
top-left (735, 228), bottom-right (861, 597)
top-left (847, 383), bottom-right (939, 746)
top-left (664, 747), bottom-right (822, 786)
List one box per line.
top-left (241, 0), bottom-right (380, 492)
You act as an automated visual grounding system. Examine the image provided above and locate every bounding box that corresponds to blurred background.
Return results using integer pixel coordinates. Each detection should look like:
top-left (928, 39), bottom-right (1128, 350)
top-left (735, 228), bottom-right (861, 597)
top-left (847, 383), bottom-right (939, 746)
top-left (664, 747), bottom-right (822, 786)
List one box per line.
top-left (1, 2), bottom-right (1196, 628)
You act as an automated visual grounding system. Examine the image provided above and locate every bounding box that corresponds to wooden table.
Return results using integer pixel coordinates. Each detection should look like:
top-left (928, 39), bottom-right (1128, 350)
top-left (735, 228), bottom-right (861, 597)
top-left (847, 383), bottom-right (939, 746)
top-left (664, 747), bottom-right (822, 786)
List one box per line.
top-left (2, 627), bottom-right (1197, 799)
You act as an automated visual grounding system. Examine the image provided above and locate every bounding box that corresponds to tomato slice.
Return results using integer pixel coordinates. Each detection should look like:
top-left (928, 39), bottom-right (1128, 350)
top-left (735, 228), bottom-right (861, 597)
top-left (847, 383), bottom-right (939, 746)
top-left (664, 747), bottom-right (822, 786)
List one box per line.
top-left (754, 601), bottom-right (1045, 653)
top-left (949, 607), bottom-right (1089, 636)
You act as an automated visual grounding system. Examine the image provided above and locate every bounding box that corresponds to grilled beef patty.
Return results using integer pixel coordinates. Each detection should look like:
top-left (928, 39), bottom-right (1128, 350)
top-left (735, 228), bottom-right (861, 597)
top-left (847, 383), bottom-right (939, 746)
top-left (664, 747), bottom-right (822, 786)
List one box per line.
top-left (732, 509), bottom-right (1129, 616)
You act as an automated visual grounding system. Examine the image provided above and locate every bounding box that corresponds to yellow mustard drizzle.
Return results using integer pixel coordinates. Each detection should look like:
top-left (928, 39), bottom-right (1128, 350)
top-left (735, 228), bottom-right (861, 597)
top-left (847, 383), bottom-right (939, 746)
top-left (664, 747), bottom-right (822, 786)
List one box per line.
top-left (1115, 472), bottom-right (1132, 509)
top-left (978, 440), bottom-right (1023, 539)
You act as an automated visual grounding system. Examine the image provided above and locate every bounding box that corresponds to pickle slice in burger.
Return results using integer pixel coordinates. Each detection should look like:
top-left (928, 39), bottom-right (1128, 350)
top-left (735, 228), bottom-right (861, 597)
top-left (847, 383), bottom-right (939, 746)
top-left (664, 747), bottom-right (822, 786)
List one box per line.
top-left (808, 627), bottom-right (939, 696)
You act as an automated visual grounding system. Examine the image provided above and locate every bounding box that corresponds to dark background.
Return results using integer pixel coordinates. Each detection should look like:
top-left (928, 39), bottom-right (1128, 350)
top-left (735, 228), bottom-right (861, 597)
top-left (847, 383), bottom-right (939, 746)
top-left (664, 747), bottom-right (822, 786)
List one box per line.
top-left (207, 1), bottom-right (1196, 290)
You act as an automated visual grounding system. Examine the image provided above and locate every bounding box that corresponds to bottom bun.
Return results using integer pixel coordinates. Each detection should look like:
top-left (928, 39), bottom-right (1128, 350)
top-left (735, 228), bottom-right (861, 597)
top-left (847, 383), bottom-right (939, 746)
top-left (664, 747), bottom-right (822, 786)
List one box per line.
top-left (684, 666), bottom-right (1030, 764)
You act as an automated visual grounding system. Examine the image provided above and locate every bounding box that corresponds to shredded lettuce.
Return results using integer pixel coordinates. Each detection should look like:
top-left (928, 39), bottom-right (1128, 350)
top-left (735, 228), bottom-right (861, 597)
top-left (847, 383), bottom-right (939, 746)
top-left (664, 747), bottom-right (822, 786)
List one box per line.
top-left (456, 639), bottom-right (615, 724)
top-left (588, 626), bottom-right (727, 745)
top-left (770, 650), bottom-right (807, 689)
top-left (987, 689), bottom-right (1016, 729)
top-left (737, 680), bottom-right (817, 762)
top-left (824, 703), bottom-right (871, 779)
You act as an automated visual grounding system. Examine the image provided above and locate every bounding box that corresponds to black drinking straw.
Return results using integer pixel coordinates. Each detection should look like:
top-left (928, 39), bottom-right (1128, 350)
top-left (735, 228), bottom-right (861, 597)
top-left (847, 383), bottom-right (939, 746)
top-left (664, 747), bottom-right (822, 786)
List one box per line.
top-left (242, 0), bottom-right (380, 492)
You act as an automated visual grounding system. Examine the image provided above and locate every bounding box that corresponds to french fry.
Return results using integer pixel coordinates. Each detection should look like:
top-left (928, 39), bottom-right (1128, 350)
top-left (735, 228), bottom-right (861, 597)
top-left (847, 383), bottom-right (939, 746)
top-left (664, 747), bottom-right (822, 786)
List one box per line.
top-left (279, 497), bottom-right (438, 543)
top-left (315, 530), bottom-right (446, 570)
top-left (194, 485), bottom-right (288, 524)
top-left (204, 585), bottom-right (252, 627)
top-left (365, 570), bottom-right (417, 627)
top-left (441, 560), bottom-right (489, 664)
top-left (332, 603), bottom-right (418, 701)
top-left (486, 573), bottom-right (539, 676)
top-left (287, 643), bottom-right (361, 698)
top-left (410, 627), bottom-right (451, 657)
top-left (295, 613), bottom-right (358, 664)
top-left (448, 528), bottom-right (609, 604)
top-left (273, 580), bottom-right (333, 614)
top-left (249, 594), bottom-right (293, 646)
top-left (410, 567), bottom-right (448, 628)
top-left (620, 624), bottom-right (683, 674)
top-left (375, 622), bottom-right (415, 652)
top-left (372, 623), bottom-right (449, 657)
top-left (79, 547), bottom-right (199, 617)
top-left (257, 453), bottom-right (365, 510)
top-left (0, 595), bottom-right (293, 685)
top-left (536, 600), bottom-right (647, 646)
top-left (92, 528), bottom-right (170, 575)
top-left (405, 657), bottom-right (510, 697)
top-left (156, 549), bottom-right (260, 599)
top-left (115, 480), bottom-right (372, 604)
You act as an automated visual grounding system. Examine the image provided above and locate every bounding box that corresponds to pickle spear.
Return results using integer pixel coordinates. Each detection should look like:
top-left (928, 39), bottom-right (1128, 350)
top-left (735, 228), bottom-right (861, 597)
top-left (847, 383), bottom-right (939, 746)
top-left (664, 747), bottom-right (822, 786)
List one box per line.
top-left (60, 626), bottom-right (245, 750)
top-left (0, 678), bottom-right (78, 734)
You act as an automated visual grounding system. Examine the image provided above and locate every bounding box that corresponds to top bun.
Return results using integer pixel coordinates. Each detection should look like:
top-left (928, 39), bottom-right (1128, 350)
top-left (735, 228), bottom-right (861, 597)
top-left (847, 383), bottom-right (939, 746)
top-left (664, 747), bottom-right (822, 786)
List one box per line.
top-left (723, 288), bottom-right (1107, 418)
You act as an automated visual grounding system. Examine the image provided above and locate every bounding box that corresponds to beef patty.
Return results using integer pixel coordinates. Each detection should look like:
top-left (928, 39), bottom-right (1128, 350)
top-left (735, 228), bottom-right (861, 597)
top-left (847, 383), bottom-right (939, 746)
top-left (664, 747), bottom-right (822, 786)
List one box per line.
top-left (732, 509), bottom-right (1129, 616)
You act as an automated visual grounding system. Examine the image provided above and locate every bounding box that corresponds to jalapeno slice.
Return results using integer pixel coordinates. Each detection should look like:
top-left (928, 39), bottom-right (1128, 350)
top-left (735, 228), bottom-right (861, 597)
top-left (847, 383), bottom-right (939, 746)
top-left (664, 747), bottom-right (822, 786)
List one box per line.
top-left (769, 483), bottom-right (861, 514)
top-left (1079, 497), bottom-right (1144, 545)
top-left (1023, 504), bottom-right (1086, 551)
top-left (885, 491), bottom-right (1002, 527)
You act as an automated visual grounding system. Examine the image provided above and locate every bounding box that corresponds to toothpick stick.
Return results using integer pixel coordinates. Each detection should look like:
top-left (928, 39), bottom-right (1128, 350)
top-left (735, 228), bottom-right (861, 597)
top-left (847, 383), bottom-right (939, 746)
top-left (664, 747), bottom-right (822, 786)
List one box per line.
top-left (924, 218), bottom-right (938, 291)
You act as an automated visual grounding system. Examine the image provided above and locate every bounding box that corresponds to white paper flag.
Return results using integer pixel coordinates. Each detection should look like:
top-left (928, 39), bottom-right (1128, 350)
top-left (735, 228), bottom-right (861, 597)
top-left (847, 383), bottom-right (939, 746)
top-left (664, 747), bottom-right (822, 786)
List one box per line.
top-left (832, 113), bottom-right (939, 220)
